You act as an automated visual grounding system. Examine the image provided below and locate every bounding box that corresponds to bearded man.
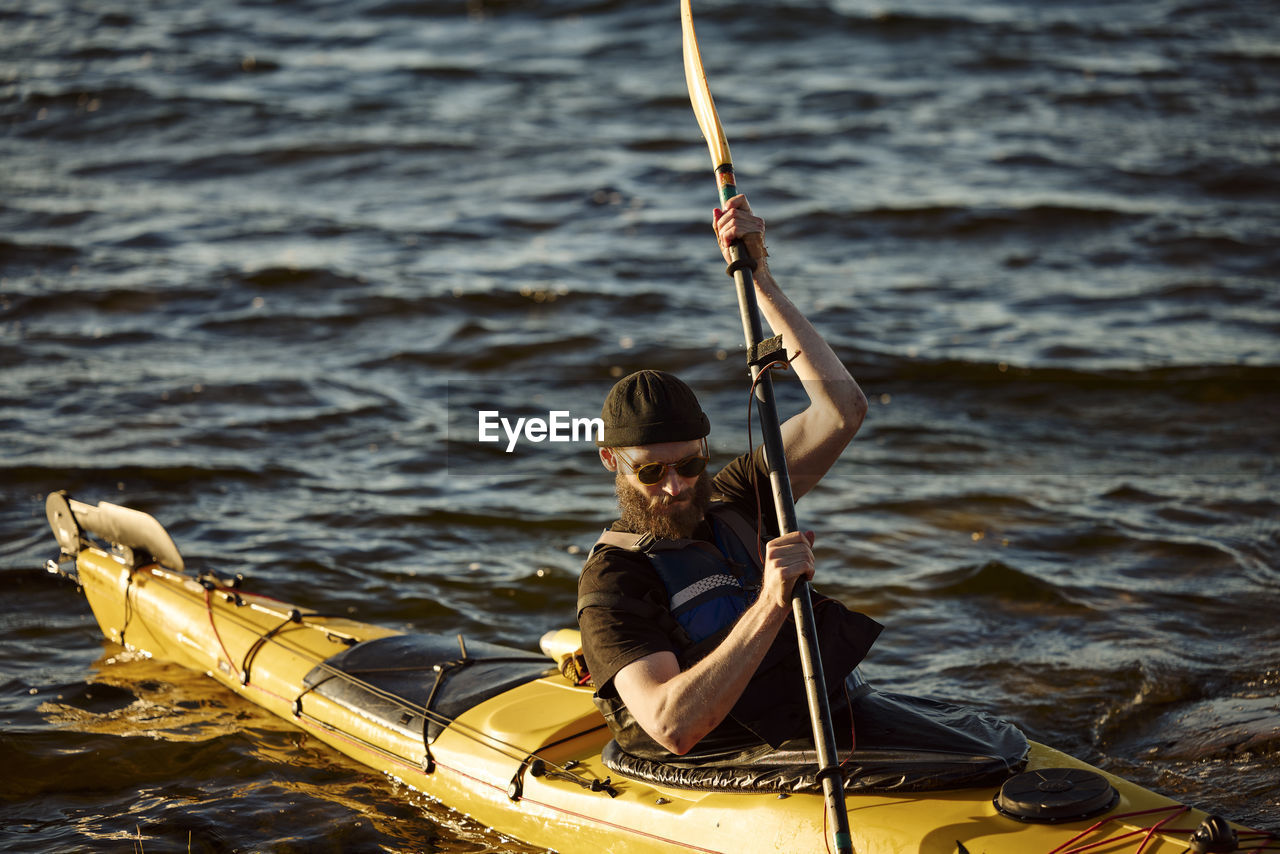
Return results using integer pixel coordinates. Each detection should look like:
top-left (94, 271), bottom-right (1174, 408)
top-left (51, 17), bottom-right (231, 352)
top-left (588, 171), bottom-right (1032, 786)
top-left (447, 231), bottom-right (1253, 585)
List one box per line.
top-left (576, 196), bottom-right (883, 761)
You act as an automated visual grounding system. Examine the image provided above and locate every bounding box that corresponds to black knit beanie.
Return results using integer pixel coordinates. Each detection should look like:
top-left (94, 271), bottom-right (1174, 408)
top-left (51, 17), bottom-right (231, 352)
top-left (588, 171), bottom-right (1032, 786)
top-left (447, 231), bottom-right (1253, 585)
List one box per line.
top-left (597, 370), bottom-right (711, 447)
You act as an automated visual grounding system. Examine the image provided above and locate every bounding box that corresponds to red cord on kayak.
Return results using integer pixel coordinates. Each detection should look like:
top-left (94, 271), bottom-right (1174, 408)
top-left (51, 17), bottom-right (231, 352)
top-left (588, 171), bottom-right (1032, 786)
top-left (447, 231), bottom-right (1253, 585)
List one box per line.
top-left (205, 587), bottom-right (243, 683)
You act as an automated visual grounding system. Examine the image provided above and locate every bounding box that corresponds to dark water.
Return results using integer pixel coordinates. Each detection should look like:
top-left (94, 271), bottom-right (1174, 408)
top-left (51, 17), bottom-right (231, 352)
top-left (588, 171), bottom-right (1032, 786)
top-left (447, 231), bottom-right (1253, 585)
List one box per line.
top-left (3, 0), bottom-right (1278, 850)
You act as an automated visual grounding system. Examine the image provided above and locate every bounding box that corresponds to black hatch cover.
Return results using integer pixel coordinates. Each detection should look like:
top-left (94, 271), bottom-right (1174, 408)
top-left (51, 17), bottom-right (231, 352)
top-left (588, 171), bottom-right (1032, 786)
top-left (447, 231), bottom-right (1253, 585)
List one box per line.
top-left (301, 633), bottom-right (553, 744)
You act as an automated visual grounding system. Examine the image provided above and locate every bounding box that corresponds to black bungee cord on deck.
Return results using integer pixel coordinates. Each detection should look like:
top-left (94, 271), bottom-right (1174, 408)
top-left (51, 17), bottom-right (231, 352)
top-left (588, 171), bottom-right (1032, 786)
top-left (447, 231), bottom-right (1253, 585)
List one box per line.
top-left (293, 647), bottom-right (615, 797)
top-left (191, 573), bottom-right (616, 797)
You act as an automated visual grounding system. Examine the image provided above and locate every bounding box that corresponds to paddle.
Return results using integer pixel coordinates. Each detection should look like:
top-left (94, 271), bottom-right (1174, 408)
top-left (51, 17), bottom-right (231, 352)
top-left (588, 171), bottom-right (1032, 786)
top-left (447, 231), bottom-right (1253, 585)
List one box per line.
top-left (679, 4), bottom-right (853, 852)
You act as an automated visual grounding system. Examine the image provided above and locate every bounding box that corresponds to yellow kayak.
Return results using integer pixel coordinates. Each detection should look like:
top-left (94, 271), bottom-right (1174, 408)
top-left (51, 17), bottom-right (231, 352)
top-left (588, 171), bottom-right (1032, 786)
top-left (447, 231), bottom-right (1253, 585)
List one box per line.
top-left (44, 492), bottom-right (1273, 854)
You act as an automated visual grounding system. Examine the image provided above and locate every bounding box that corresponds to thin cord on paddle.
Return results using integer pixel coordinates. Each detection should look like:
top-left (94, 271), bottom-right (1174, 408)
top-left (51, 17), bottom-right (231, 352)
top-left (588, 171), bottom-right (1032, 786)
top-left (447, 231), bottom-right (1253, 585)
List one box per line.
top-left (746, 351), bottom-right (852, 854)
top-left (743, 353), bottom-right (800, 566)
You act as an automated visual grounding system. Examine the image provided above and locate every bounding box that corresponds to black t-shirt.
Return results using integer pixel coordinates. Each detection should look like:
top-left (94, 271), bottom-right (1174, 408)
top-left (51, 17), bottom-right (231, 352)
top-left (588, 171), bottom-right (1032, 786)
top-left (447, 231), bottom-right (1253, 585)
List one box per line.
top-left (577, 446), bottom-right (776, 697)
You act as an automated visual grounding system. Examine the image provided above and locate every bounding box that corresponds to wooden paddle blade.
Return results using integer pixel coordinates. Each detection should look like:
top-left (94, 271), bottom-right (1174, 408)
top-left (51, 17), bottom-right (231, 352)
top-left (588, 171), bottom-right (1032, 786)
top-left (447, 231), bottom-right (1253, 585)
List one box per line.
top-left (681, 0), bottom-right (735, 187)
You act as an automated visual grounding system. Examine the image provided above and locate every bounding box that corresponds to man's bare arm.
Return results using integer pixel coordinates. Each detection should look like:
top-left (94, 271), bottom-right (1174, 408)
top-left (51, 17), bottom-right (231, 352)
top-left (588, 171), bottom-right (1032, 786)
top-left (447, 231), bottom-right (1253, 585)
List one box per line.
top-left (611, 530), bottom-right (815, 754)
top-left (714, 196), bottom-right (868, 500)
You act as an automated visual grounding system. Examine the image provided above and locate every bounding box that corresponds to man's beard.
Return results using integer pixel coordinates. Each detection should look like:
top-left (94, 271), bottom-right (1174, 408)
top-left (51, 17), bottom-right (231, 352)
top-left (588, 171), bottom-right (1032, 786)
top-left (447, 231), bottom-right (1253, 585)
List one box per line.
top-left (615, 471), bottom-right (713, 540)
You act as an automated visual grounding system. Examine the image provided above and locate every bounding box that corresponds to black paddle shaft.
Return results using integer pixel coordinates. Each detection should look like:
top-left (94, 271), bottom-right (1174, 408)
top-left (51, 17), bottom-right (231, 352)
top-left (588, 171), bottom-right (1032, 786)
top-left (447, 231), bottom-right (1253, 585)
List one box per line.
top-left (682, 3), bottom-right (851, 837)
top-left (726, 239), bottom-right (852, 853)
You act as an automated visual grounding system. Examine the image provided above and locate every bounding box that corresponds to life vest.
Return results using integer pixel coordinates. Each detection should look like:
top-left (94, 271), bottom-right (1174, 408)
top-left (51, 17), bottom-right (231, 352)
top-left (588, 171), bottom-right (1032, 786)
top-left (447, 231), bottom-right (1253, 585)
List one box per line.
top-left (577, 504), bottom-right (884, 757)
top-left (589, 504), bottom-right (764, 662)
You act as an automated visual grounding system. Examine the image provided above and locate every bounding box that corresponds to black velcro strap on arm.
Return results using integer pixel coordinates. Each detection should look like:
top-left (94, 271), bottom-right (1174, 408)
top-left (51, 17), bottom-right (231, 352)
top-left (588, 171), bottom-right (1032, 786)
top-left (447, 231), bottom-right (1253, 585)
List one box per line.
top-left (576, 591), bottom-right (659, 620)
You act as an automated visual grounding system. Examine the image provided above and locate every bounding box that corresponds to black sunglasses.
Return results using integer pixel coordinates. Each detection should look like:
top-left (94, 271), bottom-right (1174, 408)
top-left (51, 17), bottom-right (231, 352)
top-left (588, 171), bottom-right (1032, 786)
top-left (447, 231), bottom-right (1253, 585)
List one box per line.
top-left (614, 445), bottom-right (709, 485)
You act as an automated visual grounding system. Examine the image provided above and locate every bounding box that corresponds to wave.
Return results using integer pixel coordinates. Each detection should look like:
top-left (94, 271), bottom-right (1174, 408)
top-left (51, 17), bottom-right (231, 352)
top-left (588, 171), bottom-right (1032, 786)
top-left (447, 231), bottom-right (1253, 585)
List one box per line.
top-left (849, 350), bottom-right (1280, 394)
top-left (10, 85), bottom-right (250, 144)
top-left (0, 239), bottom-right (81, 272)
top-left (234, 266), bottom-right (368, 292)
top-left (921, 560), bottom-right (1091, 610)
top-left (365, 0), bottom-right (631, 18)
top-left (71, 136), bottom-right (480, 180)
top-left (0, 205), bottom-right (96, 232)
top-left (1, 463), bottom-right (302, 492)
top-left (1016, 277), bottom-right (1274, 311)
top-left (3, 284), bottom-right (218, 321)
top-left (0, 566), bottom-right (81, 593)
top-left (1161, 162), bottom-right (1280, 198)
top-left (781, 203), bottom-right (1141, 243)
top-left (0, 729), bottom-right (243, 800)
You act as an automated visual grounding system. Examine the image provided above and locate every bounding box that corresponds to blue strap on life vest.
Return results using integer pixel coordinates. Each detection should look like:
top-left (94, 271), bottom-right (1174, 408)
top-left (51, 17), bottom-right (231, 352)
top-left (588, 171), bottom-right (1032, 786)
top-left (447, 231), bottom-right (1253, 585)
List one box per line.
top-left (644, 510), bottom-right (763, 646)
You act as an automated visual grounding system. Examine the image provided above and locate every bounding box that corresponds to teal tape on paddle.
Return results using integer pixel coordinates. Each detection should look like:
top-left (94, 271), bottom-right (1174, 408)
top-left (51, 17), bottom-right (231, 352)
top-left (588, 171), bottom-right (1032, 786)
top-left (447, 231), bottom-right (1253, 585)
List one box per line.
top-left (715, 163), bottom-right (736, 204)
top-left (834, 831), bottom-right (852, 849)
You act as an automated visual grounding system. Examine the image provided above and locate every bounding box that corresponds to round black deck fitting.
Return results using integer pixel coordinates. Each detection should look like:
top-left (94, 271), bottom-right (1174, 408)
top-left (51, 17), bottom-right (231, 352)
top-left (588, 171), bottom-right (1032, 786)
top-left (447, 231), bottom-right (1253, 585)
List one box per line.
top-left (994, 767), bottom-right (1119, 824)
top-left (1189, 814), bottom-right (1238, 853)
